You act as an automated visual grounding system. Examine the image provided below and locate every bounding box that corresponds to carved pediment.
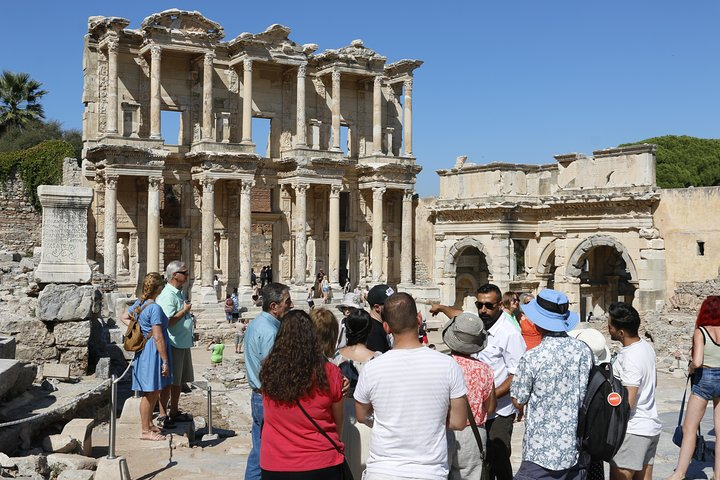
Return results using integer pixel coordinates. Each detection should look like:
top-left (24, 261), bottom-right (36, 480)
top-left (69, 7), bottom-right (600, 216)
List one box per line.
top-left (88, 16), bottom-right (131, 38)
top-left (140, 9), bottom-right (224, 41)
top-left (315, 39), bottom-right (387, 69)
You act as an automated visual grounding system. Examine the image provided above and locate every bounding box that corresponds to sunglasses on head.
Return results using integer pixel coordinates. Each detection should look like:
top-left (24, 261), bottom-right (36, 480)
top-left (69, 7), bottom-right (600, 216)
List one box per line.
top-left (176, 270), bottom-right (189, 276)
top-left (475, 301), bottom-right (497, 310)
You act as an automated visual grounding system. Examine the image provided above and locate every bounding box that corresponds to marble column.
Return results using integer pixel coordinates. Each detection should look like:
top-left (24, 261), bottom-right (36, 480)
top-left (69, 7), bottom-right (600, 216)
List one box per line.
top-left (103, 174), bottom-right (118, 276)
top-left (371, 186), bottom-right (385, 282)
top-left (294, 184), bottom-right (309, 284)
top-left (241, 59), bottom-right (253, 145)
top-left (238, 179), bottom-right (254, 286)
top-left (400, 189), bottom-right (413, 284)
top-left (202, 52), bottom-right (215, 141)
top-left (329, 185), bottom-right (341, 286)
top-left (201, 177), bottom-right (216, 287)
top-left (147, 176), bottom-right (163, 273)
top-left (106, 39), bottom-right (119, 135)
top-left (295, 63), bottom-right (307, 147)
top-left (149, 45), bottom-right (162, 139)
top-left (372, 75), bottom-right (383, 154)
top-left (403, 78), bottom-right (413, 156)
top-left (330, 70), bottom-right (341, 151)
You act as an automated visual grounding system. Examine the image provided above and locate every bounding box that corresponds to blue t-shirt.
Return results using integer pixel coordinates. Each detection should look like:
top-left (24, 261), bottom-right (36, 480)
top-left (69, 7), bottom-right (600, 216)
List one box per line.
top-left (244, 311), bottom-right (280, 390)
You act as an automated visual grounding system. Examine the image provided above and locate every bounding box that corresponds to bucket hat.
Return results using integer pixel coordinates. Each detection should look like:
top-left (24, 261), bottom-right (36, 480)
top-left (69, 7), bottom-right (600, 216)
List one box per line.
top-left (521, 289), bottom-right (579, 332)
top-left (442, 312), bottom-right (487, 354)
top-left (568, 328), bottom-right (610, 364)
top-left (337, 292), bottom-right (364, 311)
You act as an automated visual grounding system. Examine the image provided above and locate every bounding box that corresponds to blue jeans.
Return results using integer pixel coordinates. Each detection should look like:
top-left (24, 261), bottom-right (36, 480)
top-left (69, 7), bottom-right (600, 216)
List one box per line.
top-left (245, 391), bottom-right (264, 480)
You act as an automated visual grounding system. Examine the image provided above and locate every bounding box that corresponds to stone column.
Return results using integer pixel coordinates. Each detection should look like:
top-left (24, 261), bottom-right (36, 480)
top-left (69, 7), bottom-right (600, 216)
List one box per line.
top-left (238, 179), bottom-right (255, 286)
top-left (330, 70), bottom-right (341, 151)
top-left (201, 178), bottom-right (216, 287)
top-left (106, 39), bottom-right (119, 134)
top-left (202, 52), bottom-right (215, 141)
top-left (373, 75), bottom-right (383, 154)
top-left (103, 174), bottom-right (119, 276)
top-left (371, 186), bottom-right (385, 282)
top-left (293, 183), bottom-right (309, 284)
top-left (149, 45), bottom-right (162, 139)
top-left (295, 63), bottom-right (307, 147)
top-left (147, 176), bottom-right (163, 273)
top-left (403, 78), bottom-right (413, 156)
top-left (329, 185), bottom-right (341, 286)
top-left (400, 189), bottom-right (413, 284)
top-left (241, 59), bottom-right (253, 145)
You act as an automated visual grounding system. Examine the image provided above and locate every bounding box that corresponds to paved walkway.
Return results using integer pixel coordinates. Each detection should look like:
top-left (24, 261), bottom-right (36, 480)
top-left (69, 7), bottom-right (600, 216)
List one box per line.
top-left (93, 334), bottom-right (716, 479)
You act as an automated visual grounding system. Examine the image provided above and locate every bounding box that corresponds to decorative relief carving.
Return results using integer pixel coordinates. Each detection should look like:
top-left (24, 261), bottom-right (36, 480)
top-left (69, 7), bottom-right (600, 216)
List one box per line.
top-left (243, 59), bottom-right (253, 72)
top-left (241, 179), bottom-right (256, 194)
top-left (225, 68), bottom-right (238, 93)
top-left (330, 185), bottom-right (342, 198)
top-left (332, 70), bottom-right (341, 84)
top-left (134, 55), bottom-right (150, 76)
top-left (148, 176), bottom-right (163, 191)
top-left (374, 75), bottom-right (383, 87)
top-left (150, 45), bottom-right (162, 60)
top-left (105, 174), bottom-right (118, 190)
top-left (298, 63), bottom-right (307, 78)
top-left (295, 183), bottom-right (309, 196)
top-left (107, 38), bottom-right (119, 54)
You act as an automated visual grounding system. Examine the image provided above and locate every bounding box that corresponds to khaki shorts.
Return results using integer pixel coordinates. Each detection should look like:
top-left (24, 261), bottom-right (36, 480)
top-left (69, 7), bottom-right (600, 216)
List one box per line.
top-left (170, 347), bottom-right (194, 386)
top-left (610, 433), bottom-right (660, 471)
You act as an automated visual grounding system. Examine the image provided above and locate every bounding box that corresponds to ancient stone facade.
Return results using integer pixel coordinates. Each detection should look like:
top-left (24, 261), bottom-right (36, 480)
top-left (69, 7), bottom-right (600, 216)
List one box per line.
top-left (81, 10), bottom-right (421, 300)
top-left (417, 145), bottom-right (720, 317)
top-left (0, 172), bottom-right (42, 254)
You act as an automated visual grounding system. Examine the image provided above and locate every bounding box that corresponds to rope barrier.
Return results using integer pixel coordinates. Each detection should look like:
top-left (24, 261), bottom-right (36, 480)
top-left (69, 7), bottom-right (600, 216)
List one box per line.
top-left (190, 382), bottom-right (247, 394)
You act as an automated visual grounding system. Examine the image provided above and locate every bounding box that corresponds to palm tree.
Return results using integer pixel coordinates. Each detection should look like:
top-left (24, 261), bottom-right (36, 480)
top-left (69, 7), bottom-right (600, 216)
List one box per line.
top-left (0, 71), bottom-right (48, 134)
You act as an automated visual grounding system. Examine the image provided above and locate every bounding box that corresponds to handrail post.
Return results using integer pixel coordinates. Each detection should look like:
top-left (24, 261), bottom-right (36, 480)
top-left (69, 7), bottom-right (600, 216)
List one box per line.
top-left (207, 385), bottom-right (213, 436)
top-left (108, 374), bottom-right (118, 460)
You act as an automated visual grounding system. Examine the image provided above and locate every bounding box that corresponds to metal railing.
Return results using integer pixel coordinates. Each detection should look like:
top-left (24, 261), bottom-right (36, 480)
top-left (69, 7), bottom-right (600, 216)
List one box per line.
top-left (107, 361), bottom-right (134, 460)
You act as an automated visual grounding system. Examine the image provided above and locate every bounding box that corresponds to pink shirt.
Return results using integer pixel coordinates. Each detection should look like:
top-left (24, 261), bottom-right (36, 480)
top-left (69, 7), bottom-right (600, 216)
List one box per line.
top-left (261, 362), bottom-right (344, 472)
top-left (452, 354), bottom-right (494, 426)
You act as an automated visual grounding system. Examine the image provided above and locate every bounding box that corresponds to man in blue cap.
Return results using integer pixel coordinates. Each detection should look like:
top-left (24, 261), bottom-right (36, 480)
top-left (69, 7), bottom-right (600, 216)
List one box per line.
top-left (511, 289), bottom-right (594, 480)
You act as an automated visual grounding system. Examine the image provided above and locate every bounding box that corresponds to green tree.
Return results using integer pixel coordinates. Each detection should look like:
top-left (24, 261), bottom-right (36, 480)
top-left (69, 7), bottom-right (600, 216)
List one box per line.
top-left (0, 71), bottom-right (48, 134)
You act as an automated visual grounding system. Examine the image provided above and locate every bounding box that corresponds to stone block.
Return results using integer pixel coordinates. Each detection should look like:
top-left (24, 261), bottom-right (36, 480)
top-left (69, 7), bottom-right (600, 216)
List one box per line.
top-left (0, 336), bottom-right (16, 359)
top-left (58, 348), bottom-right (89, 376)
top-left (94, 456), bottom-right (131, 480)
top-left (10, 455), bottom-right (49, 477)
top-left (95, 357), bottom-right (110, 379)
top-left (54, 321), bottom-right (91, 347)
top-left (19, 257), bottom-right (35, 273)
top-left (0, 359), bottom-right (36, 400)
top-left (46, 453), bottom-right (97, 471)
top-left (61, 419), bottom-right (94, 457)
top-left (42, 434), bottom-right (79, 453)
top-left (0, 317), bottom-right (56, 361)
top-left (118, 396), bottom-right (142, 425)
top-left (58, 470), bottom-right (95, 480)
top-left (0, 452), bottom-right (14, 468)
top-left (37, 284), bottom-right (102, 322)
top-left (43, 363), bottom-right (71, 380)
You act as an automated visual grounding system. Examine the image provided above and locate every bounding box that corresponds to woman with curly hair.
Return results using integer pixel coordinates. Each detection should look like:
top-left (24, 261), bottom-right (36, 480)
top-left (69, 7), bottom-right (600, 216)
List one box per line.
top-left (668, 295), bottom-right (720, 480)
top-left (120, 272), bottom-right (172, 441)
top-left (260, 309), bottom-right (345, 479)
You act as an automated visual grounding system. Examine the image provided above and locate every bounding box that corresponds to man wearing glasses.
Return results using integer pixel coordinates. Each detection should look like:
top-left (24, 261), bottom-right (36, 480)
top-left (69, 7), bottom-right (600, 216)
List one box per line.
top-left (157, 260), bottom-right (194, 428)
top-left (430, 283), bottom-right (526, 480)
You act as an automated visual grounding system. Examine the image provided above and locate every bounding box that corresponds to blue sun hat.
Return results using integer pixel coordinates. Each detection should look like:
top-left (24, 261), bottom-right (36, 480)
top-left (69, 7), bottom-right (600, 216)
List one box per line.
top-left (522, 289), bottom-right (579, 332)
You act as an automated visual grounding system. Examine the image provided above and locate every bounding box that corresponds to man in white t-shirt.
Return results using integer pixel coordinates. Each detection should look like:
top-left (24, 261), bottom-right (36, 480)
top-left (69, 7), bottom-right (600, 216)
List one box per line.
top-left (355, 292), bottom-right (468, 480)
top-left (607, 302), bottom-right (662, 480)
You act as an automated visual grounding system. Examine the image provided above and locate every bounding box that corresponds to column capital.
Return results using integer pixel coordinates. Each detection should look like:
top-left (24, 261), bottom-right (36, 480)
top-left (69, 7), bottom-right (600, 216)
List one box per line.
top-left (148, 176), bottom-right (164, 191)
top-left (372, 186), bottom-right (386, 200)
top-left (403, 77), bottom-right (413, 91)
top-left (201, 177), bottom-right (216, 192)
top-left (204, 51), bottom-right (216, 65)
top-left (244, 59), bottom-right (253, 72)
top-left (107, 38), bottom-right (119, 54)
top-left (298, 63), bottom-right (307, 78)
top-left (150, 45), bottom-right (162, 60)
top-left (374, 75), bottom-right (384, 87)
top-left (330, 184), bottom-right (342, 198)
top-left (402, 190), bottom-right (414, 202)
top-left (295, 183), bottom-right (310, 195)
top-left (332, 69), bottom-right (341, 83)
top-left (240, 179), bottom-right (256, 193)
top-left (104, 174), bottom-right (119, 190)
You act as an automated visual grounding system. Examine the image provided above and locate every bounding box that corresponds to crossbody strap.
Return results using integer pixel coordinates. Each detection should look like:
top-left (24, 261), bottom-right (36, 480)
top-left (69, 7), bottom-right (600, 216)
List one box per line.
top-left (134, 300), bottom-right (155, 340)
top-left (676, 375), bottom-right (691, 428)
top-left (466, 401), bottom-right (485, 459)
top-left (295, 399), bottom-right (343, 454)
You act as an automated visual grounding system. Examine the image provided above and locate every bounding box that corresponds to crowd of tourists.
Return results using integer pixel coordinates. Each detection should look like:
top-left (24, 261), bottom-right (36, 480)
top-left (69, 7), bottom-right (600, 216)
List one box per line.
top-left (120, 262), bottom-right (719, 480)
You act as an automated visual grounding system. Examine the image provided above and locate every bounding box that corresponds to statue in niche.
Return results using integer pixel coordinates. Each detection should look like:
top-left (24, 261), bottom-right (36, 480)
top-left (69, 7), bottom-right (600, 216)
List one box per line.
top-left (214, 239), bottom-right (220, 269)
top-left (117, 238), bottom-right (129, 275)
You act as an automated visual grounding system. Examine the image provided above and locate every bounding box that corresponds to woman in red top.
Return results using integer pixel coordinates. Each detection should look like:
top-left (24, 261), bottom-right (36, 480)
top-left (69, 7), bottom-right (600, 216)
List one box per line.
top-left (260, 309), bottom-right (345, 480)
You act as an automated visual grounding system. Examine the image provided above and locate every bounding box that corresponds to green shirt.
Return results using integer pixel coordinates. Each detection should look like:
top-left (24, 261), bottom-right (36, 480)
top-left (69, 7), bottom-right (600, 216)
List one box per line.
top-left (211, 343), bottom-right (225, 363)
top-left (156, 283), bottom-right (194, 348)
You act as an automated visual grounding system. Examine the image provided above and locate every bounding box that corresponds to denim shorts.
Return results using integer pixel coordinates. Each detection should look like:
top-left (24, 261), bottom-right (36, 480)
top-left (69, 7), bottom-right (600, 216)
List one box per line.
top-left (691, 367), bottom-right (720, 400)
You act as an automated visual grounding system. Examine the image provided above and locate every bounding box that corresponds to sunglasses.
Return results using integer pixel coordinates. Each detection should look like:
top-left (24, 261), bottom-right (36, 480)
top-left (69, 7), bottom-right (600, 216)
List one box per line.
top-left (475, 301), bottom-right (498, 310)
top-left (176, 270), bottom-right (189, 276)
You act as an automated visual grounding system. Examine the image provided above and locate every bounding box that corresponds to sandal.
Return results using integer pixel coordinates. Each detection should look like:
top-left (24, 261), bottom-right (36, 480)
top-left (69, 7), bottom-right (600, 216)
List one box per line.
top-left (157, 415), bottom-right (176, 429)
top-left (141, 430), bottom-right (167, 441)
top-left (171, 412), bottom-right (193, 422)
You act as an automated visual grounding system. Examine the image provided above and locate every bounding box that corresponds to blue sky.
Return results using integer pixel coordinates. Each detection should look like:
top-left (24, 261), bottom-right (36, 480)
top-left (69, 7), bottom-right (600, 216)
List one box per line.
top-left (2, 1), bottom-right (719, 197)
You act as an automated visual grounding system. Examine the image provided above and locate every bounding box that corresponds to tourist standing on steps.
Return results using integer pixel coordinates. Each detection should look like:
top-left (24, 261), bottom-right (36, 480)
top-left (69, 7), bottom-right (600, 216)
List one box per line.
top-left (243, 282), bottom-right (293, 480)
top-left (430, 283), bottom-right (526, 480)
top-left (668, 296), bottom-right (720, 480)
top-left (608, 302), bottom-right (662, 480)
top-left (121, 272), bottom-right (172, 441)
top-left (156, 260), bottom-right (194, 429)
top-left (511, 289), bottom-right (593, 479)
top-left (354, 292), bottom-right (469, 480)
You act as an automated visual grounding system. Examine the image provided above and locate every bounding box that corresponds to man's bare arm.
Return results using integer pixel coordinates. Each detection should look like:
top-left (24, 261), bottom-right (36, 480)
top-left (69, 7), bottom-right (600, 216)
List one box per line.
top-left (429, 303), bottom-right (463, 319)
top-left (447, 395), bottom-right (469, 431)
top-left (495, 374), bottom-right (513, 399)
top-left (355, 401), bottom-right (374, 426)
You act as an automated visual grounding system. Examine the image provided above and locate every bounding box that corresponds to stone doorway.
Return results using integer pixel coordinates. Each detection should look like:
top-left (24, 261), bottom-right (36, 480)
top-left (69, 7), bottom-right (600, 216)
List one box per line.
top-left (454, 247), bottom-right (489, 309)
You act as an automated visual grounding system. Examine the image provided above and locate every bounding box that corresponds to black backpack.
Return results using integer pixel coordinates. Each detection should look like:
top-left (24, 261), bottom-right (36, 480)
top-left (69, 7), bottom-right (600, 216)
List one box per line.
top-left (577, 357), bottom-right (630, 462)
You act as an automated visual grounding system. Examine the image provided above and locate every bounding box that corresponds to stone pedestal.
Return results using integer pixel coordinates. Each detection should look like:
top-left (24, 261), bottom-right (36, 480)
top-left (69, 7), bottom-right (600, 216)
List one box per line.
top-left (35, 186), bottom-right (93, 284)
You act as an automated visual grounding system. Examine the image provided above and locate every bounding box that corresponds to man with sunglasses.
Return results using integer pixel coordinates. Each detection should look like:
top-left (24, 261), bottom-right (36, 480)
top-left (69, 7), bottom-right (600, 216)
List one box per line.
top-left (157, 260), bottom-right (194, 428)
top-left (430, 283), bottom-right (526, 480)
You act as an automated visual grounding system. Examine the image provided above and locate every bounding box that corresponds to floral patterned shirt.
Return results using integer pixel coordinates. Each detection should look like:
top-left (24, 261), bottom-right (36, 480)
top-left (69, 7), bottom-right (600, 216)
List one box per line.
top-left (511, 335), bottom-right (593, 470)
top-left (452, 355), bottom-right (494, 426)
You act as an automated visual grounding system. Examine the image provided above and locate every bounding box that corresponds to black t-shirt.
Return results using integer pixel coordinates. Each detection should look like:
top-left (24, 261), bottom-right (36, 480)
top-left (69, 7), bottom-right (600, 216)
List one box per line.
top-left (365, 318), bottom-right (390, 353)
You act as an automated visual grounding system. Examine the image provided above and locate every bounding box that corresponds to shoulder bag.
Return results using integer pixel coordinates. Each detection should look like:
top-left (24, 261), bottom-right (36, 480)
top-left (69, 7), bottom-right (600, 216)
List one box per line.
top-left (466, 402), bottom-right (490, 480)
top-left (672, 374), bottom-right (707, 462)
top-left (295, 400), bottom-right (354, 480)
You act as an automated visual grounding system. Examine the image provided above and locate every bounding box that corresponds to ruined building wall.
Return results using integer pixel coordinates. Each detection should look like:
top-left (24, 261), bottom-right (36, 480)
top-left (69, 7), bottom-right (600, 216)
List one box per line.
top-left (0, 173), bottom-right (42, 254)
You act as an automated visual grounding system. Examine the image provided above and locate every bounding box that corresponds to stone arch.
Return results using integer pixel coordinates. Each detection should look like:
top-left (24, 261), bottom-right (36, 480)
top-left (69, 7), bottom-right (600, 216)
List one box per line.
top-left (566, 235), bottom-right (638, 280)
top-left (536, 240), bottom-right (556, 277)
top-left (445, 237), bottom-right (494, 276)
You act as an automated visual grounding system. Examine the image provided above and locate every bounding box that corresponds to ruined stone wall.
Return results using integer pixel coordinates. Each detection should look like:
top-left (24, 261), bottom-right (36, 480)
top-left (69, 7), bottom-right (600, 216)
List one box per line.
top-left (414, 197), bottom-right (436, 285)
top-left (0, 173), bottom-right (42, 254)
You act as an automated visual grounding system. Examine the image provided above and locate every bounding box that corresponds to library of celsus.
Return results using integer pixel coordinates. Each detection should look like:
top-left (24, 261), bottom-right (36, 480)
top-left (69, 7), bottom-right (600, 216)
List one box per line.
top-left (81, 9), bottom-right (421, 301)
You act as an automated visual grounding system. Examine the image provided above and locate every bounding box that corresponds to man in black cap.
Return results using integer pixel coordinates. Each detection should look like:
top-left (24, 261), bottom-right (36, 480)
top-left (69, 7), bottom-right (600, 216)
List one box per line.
top-left (365, 284), bottom-right (393, 353)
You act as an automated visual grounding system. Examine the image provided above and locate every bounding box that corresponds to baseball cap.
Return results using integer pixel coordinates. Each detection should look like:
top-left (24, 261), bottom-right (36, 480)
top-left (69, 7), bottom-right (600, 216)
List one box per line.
top-left (367, 284), bottom-right (394, 307)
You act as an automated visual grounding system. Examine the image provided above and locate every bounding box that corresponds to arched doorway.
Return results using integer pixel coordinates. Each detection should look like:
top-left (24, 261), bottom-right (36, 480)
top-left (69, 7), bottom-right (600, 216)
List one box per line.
top-left (536, 241), bottom-right (557, 290)
top-left (453, 247), bottom-right (490, 309)
top-left (567, 236), bottom-right (637, 320)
